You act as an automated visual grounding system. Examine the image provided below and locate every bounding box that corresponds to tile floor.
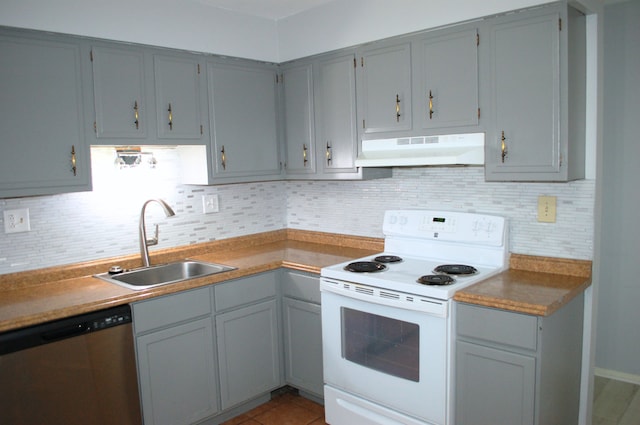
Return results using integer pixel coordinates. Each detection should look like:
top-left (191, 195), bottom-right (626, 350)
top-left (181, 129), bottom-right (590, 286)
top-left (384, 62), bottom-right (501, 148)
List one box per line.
top-left (223, 377), bottom-right (640, 425)
top-left (221, 388), bottom-right (326, 425)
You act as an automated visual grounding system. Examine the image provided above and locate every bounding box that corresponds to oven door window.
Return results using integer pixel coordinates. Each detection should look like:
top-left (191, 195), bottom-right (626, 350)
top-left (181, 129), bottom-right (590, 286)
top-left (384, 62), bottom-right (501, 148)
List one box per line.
top-left (341, 307), bottom-right (419, 382)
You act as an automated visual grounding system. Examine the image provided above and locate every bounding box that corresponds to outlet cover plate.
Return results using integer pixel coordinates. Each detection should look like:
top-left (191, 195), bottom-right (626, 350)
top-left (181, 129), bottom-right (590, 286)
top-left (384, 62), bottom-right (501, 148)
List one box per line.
top-left (4, 208), bottom-right (31, 233)
top-left (537, 196), bottom-right (556, 223)
top-left (202, 195), bottom-right (219, 214)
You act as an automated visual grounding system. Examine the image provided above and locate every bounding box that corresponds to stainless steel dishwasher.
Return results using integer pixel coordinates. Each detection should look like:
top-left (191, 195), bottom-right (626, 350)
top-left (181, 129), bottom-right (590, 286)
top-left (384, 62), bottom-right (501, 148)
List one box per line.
top-left (0, 304), bottom-right (142, 425)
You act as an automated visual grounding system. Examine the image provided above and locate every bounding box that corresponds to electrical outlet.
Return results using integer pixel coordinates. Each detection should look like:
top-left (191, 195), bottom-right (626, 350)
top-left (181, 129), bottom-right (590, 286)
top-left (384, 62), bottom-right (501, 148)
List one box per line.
top-left (537, 196), bottom-right (556, 223)
top-left (202, 195), bottom-right (219, 214)
top-left (4, 208), bottom-right (31, 233)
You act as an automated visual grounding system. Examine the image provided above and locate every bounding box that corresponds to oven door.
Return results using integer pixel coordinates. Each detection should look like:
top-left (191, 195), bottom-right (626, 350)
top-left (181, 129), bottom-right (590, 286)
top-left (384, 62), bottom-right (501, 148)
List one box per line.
top-left (321, 278), bottom-right (451, 425)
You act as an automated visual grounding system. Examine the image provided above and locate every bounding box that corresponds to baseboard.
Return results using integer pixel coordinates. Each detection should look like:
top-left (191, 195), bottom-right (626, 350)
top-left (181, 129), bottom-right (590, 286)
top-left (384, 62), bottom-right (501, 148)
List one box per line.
top-left (594, 367), bottom-right (640, 385)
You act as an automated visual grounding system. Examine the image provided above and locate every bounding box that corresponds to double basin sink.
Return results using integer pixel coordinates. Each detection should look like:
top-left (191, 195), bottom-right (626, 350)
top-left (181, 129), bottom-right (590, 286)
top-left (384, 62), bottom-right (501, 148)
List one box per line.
top-left (95, 260), bottom-right (235, 290)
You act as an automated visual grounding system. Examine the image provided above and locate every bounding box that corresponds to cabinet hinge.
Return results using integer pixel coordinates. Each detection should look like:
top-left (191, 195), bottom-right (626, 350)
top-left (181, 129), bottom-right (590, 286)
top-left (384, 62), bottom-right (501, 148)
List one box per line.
top-left (197, 64), bottom-right (201, 74)
top-left (93, 121), bottom-right (97, 133)
top-left (90, 50), bottom-right (93, 62)
top-left (200, 124), bottom-right (203, 135)
top-left (478, 108), bottom-right (481, 119)
top-left (361, 57), bottom-right (364, 67)
top-left (559, 18), bottom-right (562, 31)
top-left (559, 153), bottom-right (563, 167)
top-left (362, 119), bottom-right (366, 129)
top-left (353, 57), bottom-right (357, 68)
top-left (476, 33), bottom-right (480, 46)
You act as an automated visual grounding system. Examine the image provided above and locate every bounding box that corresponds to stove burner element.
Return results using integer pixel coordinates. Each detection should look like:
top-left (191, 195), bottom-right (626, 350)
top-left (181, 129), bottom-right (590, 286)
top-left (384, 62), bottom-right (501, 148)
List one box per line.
top-left (434, 264), bottom-right (478, 275)
top-left (417, 275), bottom-right (456, 285)
top-left (373, 255), bottom-right (403, 264)
top-left (344, 261), bottom-right (387, 273)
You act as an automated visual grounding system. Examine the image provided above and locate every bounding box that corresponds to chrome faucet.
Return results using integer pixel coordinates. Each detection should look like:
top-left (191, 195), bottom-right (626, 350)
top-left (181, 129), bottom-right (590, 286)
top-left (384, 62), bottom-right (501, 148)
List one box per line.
top-left (139, 199), bottom-right (176, 267)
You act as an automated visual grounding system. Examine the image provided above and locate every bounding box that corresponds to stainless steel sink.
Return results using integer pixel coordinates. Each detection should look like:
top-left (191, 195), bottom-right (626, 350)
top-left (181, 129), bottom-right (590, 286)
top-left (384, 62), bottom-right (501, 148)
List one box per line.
top-left (95, 260), bottom-right (235, 290)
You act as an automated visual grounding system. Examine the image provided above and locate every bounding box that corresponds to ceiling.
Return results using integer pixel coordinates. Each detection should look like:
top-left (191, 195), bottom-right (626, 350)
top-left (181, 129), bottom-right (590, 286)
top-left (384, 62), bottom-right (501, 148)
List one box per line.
top-left (193, 0), bottom-right (337, 20)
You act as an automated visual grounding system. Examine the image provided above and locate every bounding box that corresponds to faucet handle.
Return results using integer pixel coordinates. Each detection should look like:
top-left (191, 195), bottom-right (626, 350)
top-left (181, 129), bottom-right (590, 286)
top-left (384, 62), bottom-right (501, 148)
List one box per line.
top-left (146, 224), bottom-right (160, 246)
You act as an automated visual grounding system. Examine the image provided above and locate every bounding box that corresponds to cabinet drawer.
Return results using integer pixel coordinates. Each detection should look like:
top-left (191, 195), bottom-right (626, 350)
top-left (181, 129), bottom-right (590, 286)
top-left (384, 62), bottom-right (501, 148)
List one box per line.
top-left (456, 303), bottom-right (538, 351)
top-left (281, 271), bottom-right (320, 304)
top-left (133, 287), bottom-right (212, 334)
top-left (214, 271), bottom-right (277, 312)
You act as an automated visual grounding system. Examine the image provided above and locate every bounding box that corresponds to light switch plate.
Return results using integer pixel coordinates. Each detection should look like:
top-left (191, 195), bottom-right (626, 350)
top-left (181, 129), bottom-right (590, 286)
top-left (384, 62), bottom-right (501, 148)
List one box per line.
top-left (202, 195), bottom-right (219, 214)
top-left (537, 196), bottom-right (556, 223)
top-left (4, 208), bottom-right (31, 233)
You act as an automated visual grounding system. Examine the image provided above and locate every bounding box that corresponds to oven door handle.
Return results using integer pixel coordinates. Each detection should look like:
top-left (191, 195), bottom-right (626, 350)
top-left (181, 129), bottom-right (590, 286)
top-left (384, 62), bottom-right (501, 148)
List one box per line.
top-left (320, 278), bottom-right (448, 318)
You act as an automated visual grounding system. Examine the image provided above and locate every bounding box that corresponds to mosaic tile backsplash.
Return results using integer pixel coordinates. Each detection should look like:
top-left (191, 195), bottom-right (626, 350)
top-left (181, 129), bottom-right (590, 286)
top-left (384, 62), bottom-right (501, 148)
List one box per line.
top-left (0, 147), bottom-right (594, 275)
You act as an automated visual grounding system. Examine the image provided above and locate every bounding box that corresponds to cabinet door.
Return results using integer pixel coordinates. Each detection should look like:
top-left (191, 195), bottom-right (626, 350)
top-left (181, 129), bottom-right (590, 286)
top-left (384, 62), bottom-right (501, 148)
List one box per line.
top-left (154, 54), bottom-right (206, 142)
top-left (416, 28), bottom-right (479, 130)
top-left (136, 318), bottom-right (219, 425)
top-left (0, 31), bottom-right (90, 198)
top-left (456, 341), bottom-right (535, 425)
top-left (283, 297), bottom-right (323, 397)
top-left (357, 42), bottom-right (412, 135)
top-left (216, 299), bottom-right (281, 409)
top-left (91, 45), bottom-right (148, 140)
top-left (282, 62), bottom-right (315, 176)
top-left (208, 61), bottom-right (281, 179)
top-left (315, 53), bottom-right (359, 176)
top-left (486, 10), bottom-right (561, 179)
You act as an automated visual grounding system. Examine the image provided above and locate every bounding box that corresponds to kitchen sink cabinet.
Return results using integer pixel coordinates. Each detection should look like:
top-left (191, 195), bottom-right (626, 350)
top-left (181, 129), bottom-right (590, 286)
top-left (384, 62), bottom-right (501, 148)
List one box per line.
top-left (281, 270), bottom-right (323, 398)
top-left (485, 3), bottom-right (586, 181)
top-left (133, 287), bottom-right (219, 425)
top-left (413, 25), bottom-right (483, 133)
top-left (200, 59), bottom-right (282, 184)
top-left (281, 61), bottom-right (316, 177)
top-left (153, 53), bottom-right (208, 143)
top-left (356, 40), bottom-right (413, 137)
top-left (0, 28), bottom-right (91, 198)
top-left (455, 293), bottom-right (584, 425)
top-left (214, 271), bottom-right (282, 410)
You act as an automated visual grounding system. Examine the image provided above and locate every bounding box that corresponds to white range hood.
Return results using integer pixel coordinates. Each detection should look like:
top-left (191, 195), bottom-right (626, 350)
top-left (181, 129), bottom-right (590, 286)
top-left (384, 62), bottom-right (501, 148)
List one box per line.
top-left (355, 132), bottom-right (485, 167)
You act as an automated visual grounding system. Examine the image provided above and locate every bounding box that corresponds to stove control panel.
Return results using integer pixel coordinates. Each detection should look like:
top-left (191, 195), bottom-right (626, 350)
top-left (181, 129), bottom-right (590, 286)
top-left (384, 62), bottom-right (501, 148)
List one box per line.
top-left (383, 210), bottom-right (505, 246)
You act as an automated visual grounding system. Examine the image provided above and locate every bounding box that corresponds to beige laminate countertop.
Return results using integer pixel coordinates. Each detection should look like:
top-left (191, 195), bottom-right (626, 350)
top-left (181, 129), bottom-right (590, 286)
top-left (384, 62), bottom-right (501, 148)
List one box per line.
top-left (0, 230), bottom-right (592, 332)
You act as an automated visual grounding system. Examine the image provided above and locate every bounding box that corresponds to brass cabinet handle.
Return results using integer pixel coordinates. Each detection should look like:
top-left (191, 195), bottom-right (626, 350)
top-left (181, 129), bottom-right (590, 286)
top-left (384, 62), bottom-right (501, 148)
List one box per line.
top-left (167, 103), bottom-right (173, 131)
top-left (429, 90), bottom-right (434, 119)
top-left (220, 145), bottom-right (226, 170)
top-left (134, 101), bottom-right (139, 129)
top-left (303, 144), bottom-right (308, 167)
top-left (396, 94), bottom-right (401, 122)
top-left (501, 131), bottom-right (508, 163)
top-left (326, 142), bottom-right (332, 166)
top-left (71, 145), bottom-right (77, 176)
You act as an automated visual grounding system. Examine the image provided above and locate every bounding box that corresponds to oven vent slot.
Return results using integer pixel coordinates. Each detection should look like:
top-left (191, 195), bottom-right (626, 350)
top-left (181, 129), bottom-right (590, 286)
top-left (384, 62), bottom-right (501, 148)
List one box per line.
top-left (355, 286), bottom-right (374, 296)
top-left (380, 291), bottom-right (400, 300)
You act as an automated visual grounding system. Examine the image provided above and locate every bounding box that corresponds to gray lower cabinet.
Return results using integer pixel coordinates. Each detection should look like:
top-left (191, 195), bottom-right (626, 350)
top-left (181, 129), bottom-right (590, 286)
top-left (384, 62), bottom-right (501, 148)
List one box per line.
top-left (485, 3), bottom-right (586, 181)
top-left (133, 287), bottom-right (219, 425)
top-left (0, 28), bottom-right (91, 198)
top-left (281, 270), bottom-right (323, 398)
top-left (214, 271), bottom-right (282, 410)
top-left (455, 293), bottom-right (584, 425)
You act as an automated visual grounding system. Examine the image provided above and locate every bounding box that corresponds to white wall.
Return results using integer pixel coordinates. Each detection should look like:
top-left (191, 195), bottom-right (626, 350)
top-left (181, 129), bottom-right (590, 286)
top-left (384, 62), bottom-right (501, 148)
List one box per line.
top-left (277, 0), bottom-right (551, 61)
top-left (0, 0), bottom-right (279, 61)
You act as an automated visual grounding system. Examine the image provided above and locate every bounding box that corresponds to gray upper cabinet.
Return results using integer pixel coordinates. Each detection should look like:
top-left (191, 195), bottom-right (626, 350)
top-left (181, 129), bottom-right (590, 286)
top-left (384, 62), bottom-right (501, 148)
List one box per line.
top-left (357, 41), bottom-right (412, 137)
top-left (414, 26), bottom-right (481, 132)
top-left (0, 29), bottom-right (91, 198)
top-left (314, 52), bottom-right (358, 177)
top-left (153, 54), bottom-right (207, 143)
top-left (485, 3), bottom-right (586, 181)
top-left (90, 45), bottom-right (149, 141)
top-left (281, 61), bottom-right (316, 177)
top-left (206, 59), bottom-right (282, 182)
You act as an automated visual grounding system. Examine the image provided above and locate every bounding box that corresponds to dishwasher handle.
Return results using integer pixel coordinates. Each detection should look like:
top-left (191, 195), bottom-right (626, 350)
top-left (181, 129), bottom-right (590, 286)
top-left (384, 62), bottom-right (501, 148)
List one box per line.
top-left (41, 322), bottom-right (90, 342)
